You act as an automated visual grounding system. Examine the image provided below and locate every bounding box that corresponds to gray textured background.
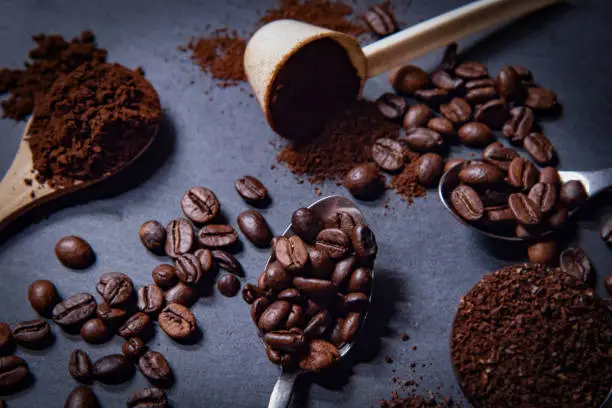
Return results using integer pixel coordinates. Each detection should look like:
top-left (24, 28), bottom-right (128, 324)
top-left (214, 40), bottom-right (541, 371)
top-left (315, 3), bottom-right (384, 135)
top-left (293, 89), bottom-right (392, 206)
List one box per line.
top-left (1, 0), bottom-right (611, 407)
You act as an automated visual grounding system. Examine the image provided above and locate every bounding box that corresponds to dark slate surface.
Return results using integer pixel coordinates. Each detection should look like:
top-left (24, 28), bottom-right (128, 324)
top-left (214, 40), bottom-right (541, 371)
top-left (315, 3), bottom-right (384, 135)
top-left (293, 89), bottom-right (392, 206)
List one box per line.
top-left (1, 0), bottom-right (611, 406)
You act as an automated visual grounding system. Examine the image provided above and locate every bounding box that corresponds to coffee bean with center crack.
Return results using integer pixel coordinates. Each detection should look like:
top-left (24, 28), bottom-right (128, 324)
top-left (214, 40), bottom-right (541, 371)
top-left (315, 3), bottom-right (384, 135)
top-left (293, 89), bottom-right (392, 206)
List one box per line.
top-left (372, 138), bottom-right (404, 172)
top-left (138, 351), bottom-right (172, 383)
top-left (431, 70), bottom-right (464, 92)
top-left (235, 175), bottom-right (268, 204)
top-left (497, 66), bottom-right (525, 103)
top-left (389, 65), bottom-right (429, 95)
top-left (525, 87), bottom-right (559, 110)
top-left (53, 293), bottom-right (97, 326)
top-left (523, 132), bottom-right (554, 164)
top-left (458, 163), bottom-right (504, 186)
top-left (315, 229), bottom-right (351, 259)
top-left (137, 284), bottom-right (165, 314)
top-left (164, 218), bottom-right (194, 258)
top-left (194, 249), bottom-right (213, 273)
top-left (175, 253), bottom-right (202, 285)
top-left (211, 250), bottom-right (242, 275)
top-left (158, 303), bottom-right (196, 339)
top-left (508, 193), bottom-right (542, 225)
top-left (427, 117), bottom-right (455, 137)
top-left (180, 187), bottom-right (219, 224)
top-left (139, 221), bottom-right (166, 254)
top-left (68, 349), bottom-right (92, 383)
top-left (376, 92), bottom-right (407, 120)
top-left (0, 356), bottom-right (29, 390)
top-left (12, 319), bottom-right (51, 348)
top-left (118, 313), bottom-right (151, 338)
top-left (482, 142), bottom-right (519, 172)
top-left (275, 236), bottom-right (308, 272)
top-left (451, 185), bottom-right (484, 221)
top-left (559, 247), bottom-right (591, 282)
top-left (508, 157), bottom-right (539, 191)
top-left (198, 224), bottom-right (238, 248)
top-left (440, 97), bottom-right (472, 125)
top-left (414, 88), bottom-right (450, 107)
top-left (528, 182), bottom-right (557, 213)
top-left (127, 387), bottom-right (168, 408)
top-left (465, 78), bottom-right (497, 105)
top-left (400, 128), bottom-right (444, 152)
top-left (474, 99), bottom-right (509, 129)
top-left (96, 272), bottom-right (133, 307)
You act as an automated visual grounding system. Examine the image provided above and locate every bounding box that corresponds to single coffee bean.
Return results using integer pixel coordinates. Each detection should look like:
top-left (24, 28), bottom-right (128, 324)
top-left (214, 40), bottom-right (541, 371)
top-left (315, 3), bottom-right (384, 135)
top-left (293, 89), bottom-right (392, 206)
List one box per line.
top-left (175, 253), bottom-right (202, 285)
top-left (444, 158), bottom-right (466, 173)
top-left (528, 183), bottom-right (557, 213)
top-left (525, 87), bottom-right (559, 110)
top-left (539, 167), bottom-right (560, 186)
top-left (137, 284), bottom-right (164, 314)
top-left (431, 70), bottom-right (463, 92)
top-left (139, 221), bottom-right (166, 254)
top-left (251, 297), bottom-right (270, 325)
top-left (64, 386), bottom-right (100, 408)
top-left (389, 65), bottom-right (429, 95)
top-left (158, 303), bottom-right (196, 339)
top-left (601, 218), bottom-right (612, 244)
top-left (152, 264), bottom-right (177, 289)
top-left (96, 302), bottom-right (126, 324)
top-left (164, 282), bottom-right (197, 307)
top-left (118, 312), bottom-right (151, 338)
top-left (278, 288), bottom-right (302, 303)
top-left (403, 104), bottom-right (433, 130)
top-left (508, 193), bottom-right (542, 225)
top-left (217, 274), bottom-right (241, 297)
top-left (351, 224), bottom-right (378, 259)
top-left (482, 142), bottom-right (519, 172)
top-left (315, 228), bottom-right (351, 259)
top-left (211, 250), bottom-right (242, 275)
top-left (414, 88), bottom-right (450, 107)
top-left (164, 218), bottom-right (194, 258)
top-left (298, 340), bottom-right (340, 372)
top-left (194, 248), bottom-right (213, 273)
top-left (364, 4), bottom-right (397, 36)
top-left (559, 248), bottom-right (591, 282)
top-left (181, 187), bottom-right (219, 224)
top-left (376, 92), bottom-right (407, 120)
top-left (339, 312), bottom-right (361, 344)
top-left (548, 206), bottom-right (568, 230)
top-left (527, 241), bottom-right (558, 265)
top-left (524, 132), bottom-right (554, 164)
top-left (263, 261), bottom-right (291, 291)
top-left (458, 163), bottom-right (504, 186)
top-left (291, 208), bottom-right (323, 244)
top-left (497, 66), bottom-right (525, 102)
top-left (0, 356), bottom-right (28, 390)
top-left (293, 277), bottom-right (335, 298)
top-left (331, 256), bottom-right (358, 289)
top-left (258, 300), bottom-right (291, 332)
top-left (55, 236), bottom-right (95, 269)
top-left (53, 293), bottom-right (96, 326)
top-left (93, 354), bottom-right (134, 384)
top-left (440, 97), bottom-right (472, 125)
top-left (344, 292), bottom-right (370, 313)
top-left (451, 185), bottom-right (484, 221)
top-left (122, 337), bottom-right (146, 360)
top-left (264, 330), bottom-right (306, 351)
top-left (325, 210), bottom-right (361, 236)
top-left (345, 163), bottom-right (384, 200)
top-left (348, 267), bottom-right (372, 294)
top-left (285, 304), bottom-right (304, 329)
top-left (465, 78), bottom-right (497, 105)
top-left (198, 224), bottom-right (238, 248)
top-left (265, 345), bottom-right (296, 368)
top-left (138, 351), bottom-right (172, 383)
top-left (512, 66), bottom-right (533, 81)
top-left (307, 246), bottom-right (334, 279)
top-left (96, 272), bottom-right (133, 306)
top-left (237, 210), bottom-right (273, 248)
top-left (27, 279), bottom-right (60, 317)
top-left (235, 175), bottom-right (268, 204)
top-left (474, 99), bottom-right (509, 129)
top-left (458, 122), bottom-right (494, 147)
top-left (0, 324), bottom-right (11, 353)
top-left (454, 61), bottom-right (487, 79)
top-left (604, 274), bottom-right (612, 295)
top-left (485, 206), bottom-right (514, 222)
top-left (502, 106), bottom-right (534, 145)
top-left (127, 387), bottom-right (168, 408)
top-left (12, 319), bottom-right (51, 348)
top-left (400, 127), bottom-right (444, 152)
top-left (508, 157), bottom-right (539, 191)
top-left (372, 138), bottom-right (405, 172)
top-left (275, 235), bottom-right (309, 272)
top-left (304, 310), bottom-right (333, 339)
top-left (80, 318), bottom-right (110, 344)
top-left (68, 349), bottom-right (92, 383)
top-left (559, 180), bottom-right (587, 209)
top-left (437, 42), bottom-right (458, 71)
top-left (427, 117), bottom-right (455, 137)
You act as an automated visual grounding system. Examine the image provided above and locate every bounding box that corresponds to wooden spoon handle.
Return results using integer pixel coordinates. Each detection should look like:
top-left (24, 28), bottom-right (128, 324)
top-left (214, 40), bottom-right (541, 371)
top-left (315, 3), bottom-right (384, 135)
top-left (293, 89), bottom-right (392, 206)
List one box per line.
top-left (363, 0), bottom-right (562, 78)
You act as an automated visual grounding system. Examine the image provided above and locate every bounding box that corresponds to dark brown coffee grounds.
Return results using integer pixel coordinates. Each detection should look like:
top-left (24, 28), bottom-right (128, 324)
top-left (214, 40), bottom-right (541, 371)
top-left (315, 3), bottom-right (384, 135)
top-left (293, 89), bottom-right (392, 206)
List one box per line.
top-left (28, 63), bottom-right (161, 187)
top-left (0, 31), bottom-right (107, 120)
top-left (380, 391), bottom-right (458, 408)
top-left (389, 154), bottom-right (425, 204)
top-left (451, 263), bottom-right (612, 408)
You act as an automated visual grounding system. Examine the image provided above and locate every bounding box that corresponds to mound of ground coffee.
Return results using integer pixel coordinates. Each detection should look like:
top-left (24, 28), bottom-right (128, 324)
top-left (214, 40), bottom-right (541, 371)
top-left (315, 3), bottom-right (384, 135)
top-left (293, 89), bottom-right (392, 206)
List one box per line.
top-left (28, 63), bottom-right (161, 187)
top-left (0, 31), bottom-right (107, 120)
top-left (451, 263), bottom-right (612, 408)
top-left (380, 391), bottom-right (458, 408)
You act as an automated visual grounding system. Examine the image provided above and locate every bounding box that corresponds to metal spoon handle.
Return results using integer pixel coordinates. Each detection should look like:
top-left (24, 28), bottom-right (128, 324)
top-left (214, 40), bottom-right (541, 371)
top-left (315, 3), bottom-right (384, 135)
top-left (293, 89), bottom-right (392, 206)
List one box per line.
top-left (268, 370), bottom-right (300, 408)
top-left (559, 168), bottom-right (612, 197)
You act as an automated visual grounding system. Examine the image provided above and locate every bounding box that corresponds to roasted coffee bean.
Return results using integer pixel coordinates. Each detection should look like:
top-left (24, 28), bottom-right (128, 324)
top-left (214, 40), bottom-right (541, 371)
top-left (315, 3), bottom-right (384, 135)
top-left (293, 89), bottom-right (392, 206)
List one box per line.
top-left (525, 87), bottom-right (559, 110)
top-left (512, 66), bottom-right (533, 81)
top-left (485, 207), bottom-right (514, 222)
top-left (431, 70), bottom-right (463, 92)
top-left (258, 300), bottom-right (291, 331)
top-left (315, 228), bottom-right (351, 259)
top-left (251, 297), bottom-right (270, 325)
top-left (175, 254), bottom-right (202, 285)
top-left (0, 356), bottom-right (28, 390)
top-left (348, 267), bottom-right (372, 294)
top-left (305, 299), bottom-right (323, 318)
top-left (198, 224), bottom-right (238, 248)
top-left (465, 78), bottom-right (497, 105)
top-left (294, 277), bottom-right (335, 298)
top-left (96, 272), bottom-right (133, 306)
top-left (497, 66), bottom-right (524, 102)
top-left (345, 163), bottom-right (384, 200)
top-left (137, 284), bottom-right (164, 314)
top-left (194, 248), bottom-right (213, 273)
top-left (474, 98), bottom-right (508, 129)
top-left (451, 185), bottom-right (484, 221)
top-left (12, 319), bottom-right (51, 348)
top-left (308, 247), bottom-right (333, 279)
top-left (454, 61), bottom-right (487, 79)
top-left (55, 236), bottom-right (95, 269)
top-left (181, 187), bottom-right (219, 224)
top-left (164, 218), bottom-right (194, 258)
top-left (330, 318), bottom-right (345, 347)
top-left (427, 117), bottom-right (455, 137)
top-left (331, 256), bottom-right (358, 289)
top-left (364, 4), bottom-right (397, 36)
top-left (139, 351), bottom-right (172, 383)
top-left (339, 312), bottom-right (361, 343)
top-left (344, 292), bottom-right (370, 313)
top-left (92, 354), bottom-right (134, 384)
top-left (263, 261), bottom-right (291, 291)
top-left (372, 138), bottom-right (404, 172)
top-left (403, 104), bottom-right (433, 130)
top-left (80, 318), bottom-right (110, 344)
top-left (211, 250), bottom-right (242, 275)
top-left (275, 236), bottom-right (309, 272)
top-left (458, 163), bottom-right (504, 186)
top-left (351, 224), bottom-right (378, 259)
top-left (559, 248), bottom-right (591, 282)
top-left (96, 303), bottom-right (126, 324)
top-left (440, 97), bottom-right (472, 125)
top-left (604, 275), bottom-right (612, 295)
top-left (139, 221), bottom-right (166, 254)
top-left (601, 218), bottom-right (612, 244)
top-left (118, 313), bottom-right (151, 338)
top-left (0, 323), bottom-right (11, 353)
top-left (508, 157), bottom-right (539, 191)
top-left (524, 132), bottom-right (554, 164)
top-left (64, 386), bottom-right (100, 408)
top-left (539, 167), bottom-right (560, 186)
top-left (164, 282), bottom-right (197, 307)
top-left (528, 182), bottom-right (557, 213)
top-left (265, 345), bottom-right (296, 368)
top-left (444, 158), bottom-right (466, 173)
top-left (527, 241), bottom-right (558, 265)
top-left (158, 303), bottom-right (196, 339)
top-left (482, 143), bottom-right (519, 172)
top-left (27, 279), bottom-right (60, 317)
top-left (285, 304), bottom-right (304, 329)
top-left (502, 106), bottom-right (534, 145)
top-left (559, 180), bottom-right (587, 209)
top-left (122, 337), bottom-right (146, 360)
top-left (414, 88), bottom-right (450, 107)
top-left (69, 349), bottom-right (92, 383)
top-left (217, 274), bottom-right (241, 297)
top-left (458, 122), bottom-right (494, 147)
top-left (235, 175), bottom-right (268, 204)
top-left (400, 127), bottom-right (444, 152)
top-left (277, 288), bottom-right (302, 303)
top-left (376, 92), bottom-right (407, 120)
top-left (437, 42), bottom-right (458, 71)
top-left (326, 210), bottom-right (360, 236)
top-left (264, 330), bottom-right (306, 351)
top-left (291, 208), bottom-right (323, 244)
top-left (151, 264), bottom-right (178, 289)
top-left (304, 310), bottom-right (333, 338)
top-left (53, 293), bottom-right (96, 326)
top-left (298, 340), bottom-right (339, 372)
top-left (508, 193), bottom-right (542, 225)
top-left (127, 387), bottom-right (168, 408)
top-left (389, 65), bottom-right (429, 95)
top-left (238, 210), bottom-right (272, 248)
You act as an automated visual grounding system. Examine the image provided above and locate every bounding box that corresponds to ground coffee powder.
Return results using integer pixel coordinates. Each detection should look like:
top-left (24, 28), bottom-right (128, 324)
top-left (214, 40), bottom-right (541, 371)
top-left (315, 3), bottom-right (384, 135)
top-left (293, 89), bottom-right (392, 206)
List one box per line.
top-left (451, 263), bottom-right (612, 408)
top-left (28, 62), bottom-right (161, 187)
top-left (0, 31), bottom-right (107, 120)
top-left (380, 391), bottom-right (458, 408)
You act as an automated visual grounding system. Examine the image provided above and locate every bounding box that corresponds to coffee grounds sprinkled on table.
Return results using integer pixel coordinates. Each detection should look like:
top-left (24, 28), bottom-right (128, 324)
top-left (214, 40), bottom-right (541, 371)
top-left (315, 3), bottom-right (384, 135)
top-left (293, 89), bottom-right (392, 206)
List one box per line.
top-left (379, 391), bottom-right (458, 408)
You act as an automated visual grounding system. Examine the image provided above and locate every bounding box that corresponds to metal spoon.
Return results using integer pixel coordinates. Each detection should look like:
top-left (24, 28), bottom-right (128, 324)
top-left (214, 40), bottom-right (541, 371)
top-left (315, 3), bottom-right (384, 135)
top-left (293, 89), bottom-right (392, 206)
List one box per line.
top-left (264, 195), bottom-right (374, 408)
top-left (439, 165), bottom-right (612, 241)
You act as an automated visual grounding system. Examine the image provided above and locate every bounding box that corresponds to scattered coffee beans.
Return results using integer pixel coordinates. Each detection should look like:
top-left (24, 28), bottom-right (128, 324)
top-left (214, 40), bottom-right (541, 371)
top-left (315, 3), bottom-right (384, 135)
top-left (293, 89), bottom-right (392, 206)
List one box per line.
top-left (52, 293), bottom-right (97, 326)
top-left (118, 312), bottom-right (151, 338)
top-left (152, 264), bottom-right (178, 289)
top-left (389, 65), bottom-right (429, 95)
top-left (122, 337), bottom-right (146, 360)
top-left (559, 247), bottom-right (591, 282)
top-left (96, 272), bottom-right (133, 306)
top-left (165, 218), bottom-right (194, 258)
top-left (80, 318), bottom-right (110, 344)
top-left (127, 387), bottom-right (168, 408)
top-left (139, 220), bottom-right (166, 254)
top-left (158, 303), bottom-right (196, 339)
top-left (64, 386), bottom-right (100, 408)
top-left (211, 250), bottom-right (242, 275)
top-left (345, 163), bottom-right (384, 200)
top-left (217, 274), bottom-right (241, 297)
top-left (376, 92), bottom-right (408, 120)
top-left (27, 279), bottom-right (60, 317)
top-left (92, 354), bottom-right (134, 384)
top-left (496, 66), bottom-right (524, 103)
top-left (175, 254), bottom-right (203, 285)
top-left (180, 187), bottom-right (219, 224)
top-left (525, 87), bottom-right (559, 110)
top-left (416, 153), bottom-right (443, 187)
top-left (503, 106), bottom-right (534, 144)
top-left (403, 104), bottom-right (433, 130)
top-left (96, 302), bottom-right (126, 324)
top-left (237, 210), bottom-right (272, 248)
top-left (440, 97), bottom-right (471, 125)
top-left (164, 282), bottom-right (197, 307)
top-left (0, 356), bottom-right (29, 391)
top-left (235, 175), bottom-right (268, 204)
top-left (12, 319), bottom-right (51, 348)
top-left (198, 224), bottom-right (238, 248)
top-left (427, 117), bottom-right (455, 137)
top-left (527, 240), bottom-right (558, 265)
top-left (138, 350), bottom-right (172, 383)
top-left (68, 349), bottom-right (92, 383)
top-left (137, 284), bottom-right (165, 314)
top-left (55, 236), bottom-right (95, 269)
top-left (372, 138), bottom-right (405, 172)
top-left (523, 132), bottom-right (554, 164)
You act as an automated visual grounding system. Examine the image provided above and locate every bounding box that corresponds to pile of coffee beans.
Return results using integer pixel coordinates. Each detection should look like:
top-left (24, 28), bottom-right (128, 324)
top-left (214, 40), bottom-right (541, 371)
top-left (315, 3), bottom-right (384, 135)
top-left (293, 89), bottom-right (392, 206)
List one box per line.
top-left (243, 206), bottom-right (376, 372)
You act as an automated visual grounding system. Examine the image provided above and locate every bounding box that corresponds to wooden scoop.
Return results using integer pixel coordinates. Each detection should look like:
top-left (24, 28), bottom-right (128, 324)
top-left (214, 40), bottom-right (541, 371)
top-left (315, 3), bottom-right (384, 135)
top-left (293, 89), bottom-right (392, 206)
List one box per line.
top-left (244, 0), bottom-right (561, 138)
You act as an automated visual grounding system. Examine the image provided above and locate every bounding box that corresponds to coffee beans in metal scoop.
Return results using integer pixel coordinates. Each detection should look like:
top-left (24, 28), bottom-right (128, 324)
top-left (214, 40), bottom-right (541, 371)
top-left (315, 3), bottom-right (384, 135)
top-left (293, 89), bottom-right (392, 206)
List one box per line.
top-left (389, 65), bottom-right (429, 95)
top-left (96, 272), bottom-right (133, 306)
top-left (158, 303), bottom-right (196, 340)
top-left (52, 293), bottom-right (97, 326)
top-left (0, 323), bottom-right (11, 353)
top-left (275, 236), bottom-right (309, 272)
top-left (217, 274), bottom-right (241, 297)
top-left (127, 387), bottom-right (168, 408)
top-left (372, 138), bottom-right (404, 172)
top-left (119, 312), bottom-right (151, 338)
top-left (122, 337), bottom-right (146, 360)
top-left (235, 175), bottom-right (268, 205)
top-left (291, 208), bottom-right (323, 244)
top-left (152, 264), bottom-right (178, 289)
top-left (345, 163), bottom-right (384, 201)
top-left (164, 218), bottom-right (194, 258)
top-left (12, 319), bottom-right (51, 348)
top-left (482, 142), bottom-right (519, 172)
top-left (451, 185), bottom-right (484, 221)
top-left (198, 224), bottom-right (238, 248)
top-left (175, 253), bottom-right (203, 285)
top-left (508, 157), bottom-right (539, 191)
top-left (180, 187), bottom-right (219, 224)
top-left (137, 284), bottom-right (165, 314)
top-left (139, 220), bottom-right (166, 254)
top-left (0, 356), bottom-right (29, 391)
top-left (138, 350), bottom-right (172, 383)
top-left (92, 354), bottom-right (134, 384)
top-left (27, 279), bottom-right (60, 317)
top-left (376, 92), bottom-right (407, 120)
top-left (64, 386), bottom-right (100, 408)
top-left (559, 247), bottom-right (591, 282)
top-left (458, 162), bottom-right (504, 186)
top-left (55, 236), bottom-right (95, 269)
top-left (68, 349), bottom-right (92, 383)
top-left (237, 210), bottom-right (272, 248)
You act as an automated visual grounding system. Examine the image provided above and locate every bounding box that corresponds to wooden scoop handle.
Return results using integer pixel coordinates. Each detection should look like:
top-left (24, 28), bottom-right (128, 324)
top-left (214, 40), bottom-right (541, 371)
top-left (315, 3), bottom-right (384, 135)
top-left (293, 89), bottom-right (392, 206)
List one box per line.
top-left (363, 0), bottom-right (562, 78)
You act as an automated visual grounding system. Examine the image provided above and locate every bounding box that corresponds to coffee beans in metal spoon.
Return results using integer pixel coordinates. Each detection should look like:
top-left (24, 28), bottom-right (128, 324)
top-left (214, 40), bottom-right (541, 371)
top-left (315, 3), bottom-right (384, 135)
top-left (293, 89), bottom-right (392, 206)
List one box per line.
top-left (165, 218), bottom-right (194, 258)
top-left (68, 349), bottom-right (92, 383)
top-left (137, 284), bottom-right (165, 314)
top-left (138, 350), bottom-right (172, 382)
top-left (291, 208), bottom-right (323, 243)
top-left (508, 157), bottom-right (539, 191)
top-left (275, 235), bottom-right (308, 272)
top-left (482, 142), bottom-right (519, 172)
top-left (315, 228), bottom-right (351, 259)
top-left (235, 175), bottom-right (268, 204)
top-left (217, 274), bottom-right (240, 297)
top-left (53, 293), bottom-right (96, 326)
top-left (152, 264), bottom-right (178, 289)
top-left (139, 220), bottom-right (166, 254)
top-left (27, 279), bottom-right (60, 317)
top-left (237, 210), bottom-right (272, 248)
top-left (175, 253), bottom-right (202, 285)
top-left (345, 163), bottom-right (384, 201)
top-left (122, 337), bottom-right (146, 360)
top-left (158, 303), bottom-right (196, 339)
top-left (92, 354), bottom-right (134, 384)
top-left (389, 65), bottom-right (429, 95)
top-left (127, 387), bottom-right (168, 408)
top-left (64, 386), bottom-right (100, 408)
top-left (198, 224), bottom-right (238, 248)
top-left (55, 236), bottom-right (95, 269)
top-left (12, 319), bottom-right (51, 348)
top-left (180, 187), bottom-right (219, 224)
top-left (458, 162), bottom-right (504, 186)
top-left (451, 185), bottom-right (484, 221)
top-left (0, 356), bottom-right (29, 390)
top-left (96, 272), bottom-right (133, 306)
top-left (527, 240), bottom-right (558, 265)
